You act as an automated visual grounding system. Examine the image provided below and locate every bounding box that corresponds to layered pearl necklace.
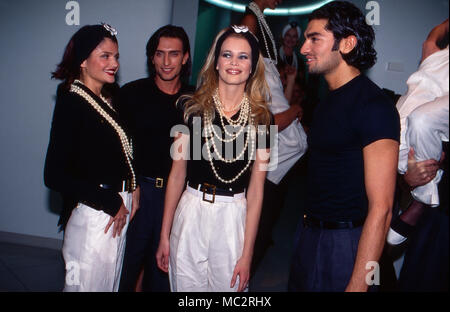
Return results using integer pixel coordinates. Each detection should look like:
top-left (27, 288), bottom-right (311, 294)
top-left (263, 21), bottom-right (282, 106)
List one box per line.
top-left (70, 80), bottom-right (136, 190)
top-left (248, 1), bottom-right (278, 64)
top-left (203, 89), bottom-right (256, 184)
top-left (213, 90), bottom-right (249, 141)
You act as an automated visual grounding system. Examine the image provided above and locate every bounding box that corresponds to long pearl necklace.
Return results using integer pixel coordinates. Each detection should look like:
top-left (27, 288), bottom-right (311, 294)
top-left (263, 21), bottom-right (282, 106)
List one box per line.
top-left (70, 80), bottom-right (136, 190)
top-left (203, 91), bottom-right (256, 184)
top-left (248, 1), bottom-right (278, 64)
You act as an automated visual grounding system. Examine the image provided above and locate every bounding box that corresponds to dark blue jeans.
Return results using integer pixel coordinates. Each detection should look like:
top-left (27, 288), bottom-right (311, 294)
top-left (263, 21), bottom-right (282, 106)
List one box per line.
top-left (288, 223), bottom-right (364, 292)
top-left (119, 177), bottom-right (170, 292)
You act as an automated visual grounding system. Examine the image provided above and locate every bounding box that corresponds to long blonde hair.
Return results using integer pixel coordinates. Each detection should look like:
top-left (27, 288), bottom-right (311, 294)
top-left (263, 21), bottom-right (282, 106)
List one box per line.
top-left (182, 27), bottom-right (272, 126)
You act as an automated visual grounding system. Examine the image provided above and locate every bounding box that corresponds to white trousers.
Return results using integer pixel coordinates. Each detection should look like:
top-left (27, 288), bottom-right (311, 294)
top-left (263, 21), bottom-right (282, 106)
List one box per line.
top-left (169, 186), bottom-right (247, 292)
top-left (263, 58), bottom-right (308, 185)
top-left (62, 192), bottom-right (131, 292)
top-left (397, 47), bottom-right (449, 207)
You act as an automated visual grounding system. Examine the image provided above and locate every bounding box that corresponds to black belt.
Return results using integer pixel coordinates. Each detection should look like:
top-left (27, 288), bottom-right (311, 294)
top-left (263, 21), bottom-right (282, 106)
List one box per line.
top-left (303, 215), bottom-right (365, 230)
top-left (188, 182), bottom-right (245, 197)
top-left (99, 179), bottom-right (133, 192)
top-left (139, 176), bottom-right (165, 188)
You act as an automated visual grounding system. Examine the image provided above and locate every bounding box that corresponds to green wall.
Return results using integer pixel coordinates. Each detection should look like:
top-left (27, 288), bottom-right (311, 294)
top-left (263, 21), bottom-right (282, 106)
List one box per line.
top-left (191, 2), bottom-right (232, 85)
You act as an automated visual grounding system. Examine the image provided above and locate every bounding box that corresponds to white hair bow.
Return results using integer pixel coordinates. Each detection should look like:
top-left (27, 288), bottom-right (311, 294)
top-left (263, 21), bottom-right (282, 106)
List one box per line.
top-left (232, 25), bottom-right (249, 33)
top-left (102, 23), bottom-right (118, 36)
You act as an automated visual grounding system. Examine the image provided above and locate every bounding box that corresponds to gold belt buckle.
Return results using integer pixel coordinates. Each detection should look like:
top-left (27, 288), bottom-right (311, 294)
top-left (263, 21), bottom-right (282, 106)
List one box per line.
top-left (202, 183), bottom-right (216, 203)
top-left (155, 178), bottom-right (164, 188)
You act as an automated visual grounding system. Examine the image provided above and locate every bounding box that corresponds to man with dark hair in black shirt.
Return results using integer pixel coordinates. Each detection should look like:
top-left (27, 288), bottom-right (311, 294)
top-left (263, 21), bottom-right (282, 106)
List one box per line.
top-left (118, 25), bottom-right (194, 292)
top-left (288, 1), bottom-right (400, 292)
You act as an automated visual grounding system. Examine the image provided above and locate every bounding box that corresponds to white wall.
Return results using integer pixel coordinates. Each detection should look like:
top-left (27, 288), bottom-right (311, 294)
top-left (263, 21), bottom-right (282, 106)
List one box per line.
top-left (358, 0), bottom-right (449, 94)
top-left (0, 0), bottom-right (177, 240)
top-left (172, 0), bottom-right (200, 63)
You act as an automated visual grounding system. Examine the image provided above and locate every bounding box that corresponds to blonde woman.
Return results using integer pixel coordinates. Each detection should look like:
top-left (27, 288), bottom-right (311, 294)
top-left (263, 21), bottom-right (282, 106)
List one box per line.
top-left (156, 26), bottom-right (272, 292)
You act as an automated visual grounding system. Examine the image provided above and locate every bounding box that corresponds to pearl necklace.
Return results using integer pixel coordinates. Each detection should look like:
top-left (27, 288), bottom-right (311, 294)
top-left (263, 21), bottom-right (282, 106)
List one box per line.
top-left (203, 92), bottom-right (256, 184)
top-left (205, 110), bottom-right (253, 162)
top-left (248, 1), bottom-right (278, 64)
top-left (101, 95), bottom-right (116, 112)
top-left (70, 80), bottom-right (136, 190)
top-left (213, 90), bottom-right (249, 141)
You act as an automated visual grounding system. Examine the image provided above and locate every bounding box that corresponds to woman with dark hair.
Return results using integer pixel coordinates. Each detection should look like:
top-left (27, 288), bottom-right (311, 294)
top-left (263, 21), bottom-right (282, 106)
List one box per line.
top-left (156, 25), bottom-right (271, 292)
top-left (44, 24), bottom-right (139, 291)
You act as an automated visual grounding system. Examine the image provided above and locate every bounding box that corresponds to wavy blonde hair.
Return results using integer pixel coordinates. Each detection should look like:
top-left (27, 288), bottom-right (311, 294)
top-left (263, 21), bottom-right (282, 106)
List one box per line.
top-left (181, 28), bottom-right (272, 126)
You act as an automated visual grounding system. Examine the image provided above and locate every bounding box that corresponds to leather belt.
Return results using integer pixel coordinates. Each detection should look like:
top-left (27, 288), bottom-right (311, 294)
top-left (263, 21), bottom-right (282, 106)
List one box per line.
top-left (99, 178), bottom-right (133, 192)
top-left (187, 182), bottom-right (246, 204)
top-left (188, 182), bottom-right (245, 196)
top-left (303, 215), bottom-right (365, 230)
top-left (140, 176), bottom-right (165, 188)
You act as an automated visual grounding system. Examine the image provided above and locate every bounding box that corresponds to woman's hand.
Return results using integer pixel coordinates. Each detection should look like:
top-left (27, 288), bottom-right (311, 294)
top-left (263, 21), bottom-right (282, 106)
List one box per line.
top-left (285, 65), bottom-right (297, 83)
top-left (156, 237), bottom-right (170, 273)
top-left (105, 203), bottom-right (129, 238)
top-left (404, 148), bottom-right (442, 188)
top-left (230, 256), bottom-right (251, 292)
top-left (130, 186), bottom-right (140, 221)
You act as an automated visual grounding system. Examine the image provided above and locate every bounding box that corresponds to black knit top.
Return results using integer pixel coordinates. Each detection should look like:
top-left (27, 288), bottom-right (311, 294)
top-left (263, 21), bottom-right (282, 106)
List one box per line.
top-left (44, 82), bottom-right (133, 227)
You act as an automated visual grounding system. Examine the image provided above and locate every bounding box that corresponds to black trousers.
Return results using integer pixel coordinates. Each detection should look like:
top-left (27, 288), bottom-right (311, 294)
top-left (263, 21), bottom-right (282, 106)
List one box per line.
top-left (398, 206), bottom-right (449, 291)
top-left (251, 179), bottom-right (287, 278)
top-left (119, 177), bottom-right (170, 292)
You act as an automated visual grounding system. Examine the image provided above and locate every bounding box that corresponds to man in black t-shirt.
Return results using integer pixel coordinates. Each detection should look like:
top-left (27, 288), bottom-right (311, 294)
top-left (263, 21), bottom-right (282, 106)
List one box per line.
top-left (288, 2), bottom-right (400, 292)
top-left (118, 25), bottom-right (194, 292)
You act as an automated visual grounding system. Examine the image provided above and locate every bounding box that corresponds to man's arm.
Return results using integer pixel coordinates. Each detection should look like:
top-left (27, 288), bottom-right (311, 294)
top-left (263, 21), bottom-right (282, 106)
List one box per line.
top-left (421, 19), bottom-right (449, 63)
top-left (346, 139), bottom-right (399, 291)
top-left (273, 105), bottom-right (303, 132)
top-left (240, 13), bottom-right (258, 35)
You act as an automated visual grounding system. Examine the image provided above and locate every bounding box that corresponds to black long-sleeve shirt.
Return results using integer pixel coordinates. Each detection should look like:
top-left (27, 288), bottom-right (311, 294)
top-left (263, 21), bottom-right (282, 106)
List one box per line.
top-left (44, 83), bottom-right (132, 224)
top-left (117, 78), bottom-right (194, 179)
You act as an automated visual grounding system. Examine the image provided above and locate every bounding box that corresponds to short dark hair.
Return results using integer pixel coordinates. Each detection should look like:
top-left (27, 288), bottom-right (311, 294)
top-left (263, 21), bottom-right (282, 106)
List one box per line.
top-left (309, 1), bottom-right (377, 71)
top-left (145, 25), bottom-right (191, 80)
